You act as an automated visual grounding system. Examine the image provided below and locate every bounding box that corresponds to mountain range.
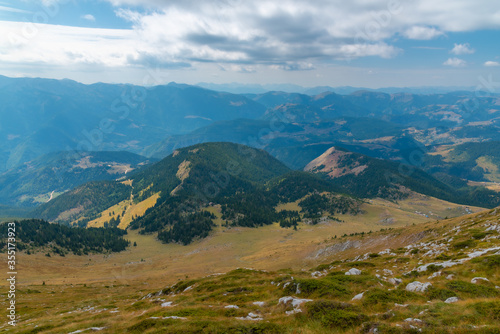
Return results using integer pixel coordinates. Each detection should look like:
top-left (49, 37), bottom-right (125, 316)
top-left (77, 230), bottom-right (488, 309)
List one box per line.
top-left (2, 75), bottom-right (500, 174)
top-left (2, 76), bottom-right (500, 226)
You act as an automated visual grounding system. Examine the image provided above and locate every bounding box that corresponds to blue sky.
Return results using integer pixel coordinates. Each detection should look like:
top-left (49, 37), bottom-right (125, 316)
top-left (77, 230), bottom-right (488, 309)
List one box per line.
top-left (0, 0), bottom-right (499, 88)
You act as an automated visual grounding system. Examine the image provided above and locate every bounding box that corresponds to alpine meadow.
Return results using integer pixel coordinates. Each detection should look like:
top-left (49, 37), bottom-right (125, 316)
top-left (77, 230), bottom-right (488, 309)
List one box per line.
top-left (1, 1), bottom-right (500, 333)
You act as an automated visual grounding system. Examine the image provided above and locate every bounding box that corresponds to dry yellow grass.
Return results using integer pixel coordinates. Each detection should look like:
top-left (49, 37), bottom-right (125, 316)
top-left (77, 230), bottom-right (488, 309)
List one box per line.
top-left (276, 199), bottom-right (301, 212)
top-left (2, 202), bottom-right (498, 334)
top-left (468, 180), bottom-right (500, 192)
top-left (119, 193), bottom-right (160, 229)
top-left (11, 192), bottom-right (485, 291)
top-left (476, 156), bottom-right (500, 182)
top-left (86, 192), bottom-right (160, 229)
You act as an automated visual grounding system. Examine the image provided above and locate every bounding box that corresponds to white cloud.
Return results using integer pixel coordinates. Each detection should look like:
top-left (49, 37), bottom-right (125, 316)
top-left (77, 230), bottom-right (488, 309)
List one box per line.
top-left (484, 61), bottom-right (500, 67)
top-left (2, 0), bottom-right (500, 82)
top-left (81, 14), bottom-right (96, 22)
top-left (404, 26), bottom-right (444, 40)
top-left (450, 43), bottom-right (475, 55)
top-left (270, 62), bottom-right (315, 71)
top-left (443, 58), bottom-right (466, 67)
top-left (0, 5), bottom-right (31, 14)
top-left (106, 0), bottom-right (500, 33)
top-left (0, 21), bottom-right (136, 67)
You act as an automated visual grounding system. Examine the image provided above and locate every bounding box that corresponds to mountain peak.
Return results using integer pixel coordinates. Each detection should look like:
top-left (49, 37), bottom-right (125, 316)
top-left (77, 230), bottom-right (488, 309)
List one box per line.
top-left (304, 147), bottom-right (368, 178)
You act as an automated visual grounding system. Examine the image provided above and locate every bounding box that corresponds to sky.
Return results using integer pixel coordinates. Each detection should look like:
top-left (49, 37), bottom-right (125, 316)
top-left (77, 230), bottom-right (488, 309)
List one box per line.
top-left (0, 0), bottom-right (499, 88)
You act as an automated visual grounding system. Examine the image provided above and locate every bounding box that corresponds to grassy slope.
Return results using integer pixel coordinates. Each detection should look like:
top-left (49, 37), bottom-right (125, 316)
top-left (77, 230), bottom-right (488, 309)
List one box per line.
top-left (0, 195), bottom-right (492, 333)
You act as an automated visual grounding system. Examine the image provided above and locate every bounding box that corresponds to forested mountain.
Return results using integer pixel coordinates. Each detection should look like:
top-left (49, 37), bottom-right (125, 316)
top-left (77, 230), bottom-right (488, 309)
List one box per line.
top-left (128, 148), bottom-right (359, 244)
top-left (29, 142), bottom-right (500, 246)
top-left (306, 146), bottom-right (500, 208)
top-left (0, 151), bottom-right (153, 207)
top-left (31, 143), bottom-right (290, 228)
top-left (31, 143), bottom-right (362, 244)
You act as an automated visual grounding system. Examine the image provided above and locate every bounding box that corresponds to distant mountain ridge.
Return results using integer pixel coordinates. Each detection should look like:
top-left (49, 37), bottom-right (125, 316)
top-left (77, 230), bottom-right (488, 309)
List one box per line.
top-left (196, 81), bottom-right (476, 95)
top-left (0, 76), bottom-right (265, 171)
top-left (3, 76), bottom-right (500, 223)
top-left (2, 75), bottom-right (499, 175)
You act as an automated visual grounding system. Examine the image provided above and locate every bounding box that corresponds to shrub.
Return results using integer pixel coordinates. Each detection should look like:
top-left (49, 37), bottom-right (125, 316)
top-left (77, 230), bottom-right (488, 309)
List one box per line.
top-left (472, 232), bottom-right (488, 240)
top-left (446, 280), bottom-right (499, 298)
top-left (348, 261), bottom-right (376, 268)
top-left (471, 255), bottom-right (500, 269)
top-left (314, 263), bottom-right (331, 271)
top-left (127, 319), bottom-right (175, 333)
top-left (471, 301), bottom-right (500, 321)
top-left (285, 278), bottom-right (350, 298)
top-left (223, 323), bottom-right (285, 333)
top-left (426, 287), bottom-right (457, 301)
top-left (435, 254), bottom-right (452, 261)
top-left (306, 300), bottom-right (366, 329)
top-left (452, 240), bottom-right (476, 249)
top-left (426, 264), bottom-right (443, 273)
top-left (171, 279), bottom-right (199, 293)
top-left (363, 288), bottom-right (423, 308)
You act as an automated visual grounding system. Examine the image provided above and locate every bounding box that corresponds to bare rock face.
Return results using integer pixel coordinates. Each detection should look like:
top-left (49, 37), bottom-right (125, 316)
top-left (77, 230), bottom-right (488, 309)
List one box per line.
top-left (406, 281), bottom-right (432, 292)
top-left (345, 268), bottom-right (362, 276)
top-left (445, 297), bottom-right (459, 304)
top-left (279, 296), bottom-right (313, 315)
top-left (352, 292), bottom-right (364, 301)
top-left (304, 147), bottom-right (368, 178)
top-left (471, 277), bottom-right (490, 284)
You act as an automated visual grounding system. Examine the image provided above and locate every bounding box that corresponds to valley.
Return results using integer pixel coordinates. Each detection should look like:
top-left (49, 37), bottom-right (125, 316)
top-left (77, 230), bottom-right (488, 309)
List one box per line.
top-left (12, 194), bottom-right (485, 286)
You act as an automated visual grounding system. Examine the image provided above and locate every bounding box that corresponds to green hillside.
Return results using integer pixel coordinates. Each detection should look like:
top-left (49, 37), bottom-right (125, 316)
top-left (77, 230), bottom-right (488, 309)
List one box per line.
top-left (425, 141), bottom-right (500, 182)
top-left (31, 181), bottom-right (131, 225)
top-left (306, 147), bottom-right (500, 208)
top-left (0, 151), bottom-right (152, 207)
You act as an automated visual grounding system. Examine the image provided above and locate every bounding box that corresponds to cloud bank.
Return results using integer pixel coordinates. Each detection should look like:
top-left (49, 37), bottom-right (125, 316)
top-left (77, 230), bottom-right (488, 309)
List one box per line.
top-left (1, 0), bottom-right (499, 84)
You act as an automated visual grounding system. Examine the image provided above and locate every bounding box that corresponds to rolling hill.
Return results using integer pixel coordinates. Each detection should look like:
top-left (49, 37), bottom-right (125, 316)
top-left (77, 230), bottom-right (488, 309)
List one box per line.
top-left (305, 146), bottom-right (500, 208)
top-left (32, 143), bottom-right (294, 237)
top-left (28, 142), bottom-right (499, 248)
top-left (0, 151), bottom-right (153, 208)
